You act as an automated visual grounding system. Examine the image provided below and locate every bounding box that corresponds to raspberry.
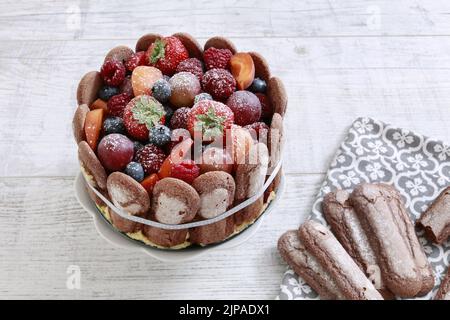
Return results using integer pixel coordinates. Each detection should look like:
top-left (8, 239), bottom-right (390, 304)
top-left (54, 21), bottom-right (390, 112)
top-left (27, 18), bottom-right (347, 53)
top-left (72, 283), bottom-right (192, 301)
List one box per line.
top-left (201, 68), bottom-right (236, 101)
top-left (255, 93), bottom-right (273, 120)
top-left (107, 93), bottom-right (132, 117)
top-left (170, 107), bottom-right (190, 129)
top-left (125, 51), bottom-right (147, 72)
top-left (171, 159), bottom-right (200, 185)
top-left (100, 60), bottom-right (126, 86)
top-left (176, 58), bottom-right (204, 82)
top-left (203, 47), bottom-right (233, 70)
top-left (244, 121), bottom-right (269, 141)
top-left (136, 144), bottom-right (166, 175)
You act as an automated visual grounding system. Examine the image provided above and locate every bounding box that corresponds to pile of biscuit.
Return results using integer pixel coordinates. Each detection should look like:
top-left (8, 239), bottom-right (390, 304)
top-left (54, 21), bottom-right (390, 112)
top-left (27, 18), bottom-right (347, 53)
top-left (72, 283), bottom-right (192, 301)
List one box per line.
top-left (279, 183), bottom-right (450, 300)
top-left (73, 33), bottom-right (286, 249)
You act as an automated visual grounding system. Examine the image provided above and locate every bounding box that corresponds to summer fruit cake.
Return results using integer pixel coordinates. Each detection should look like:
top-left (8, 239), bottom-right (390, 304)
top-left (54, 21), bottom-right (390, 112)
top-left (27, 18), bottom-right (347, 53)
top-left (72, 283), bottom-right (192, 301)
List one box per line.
top-left (73, 33), bottom-right (287, 249)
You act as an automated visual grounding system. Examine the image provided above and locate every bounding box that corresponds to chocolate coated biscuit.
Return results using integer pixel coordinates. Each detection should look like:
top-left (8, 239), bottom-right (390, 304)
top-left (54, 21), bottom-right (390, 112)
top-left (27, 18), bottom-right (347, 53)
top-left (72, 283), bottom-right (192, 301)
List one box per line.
top-left (417, 186), bottom-right (450, 244)
top-left (278, 230), bottom-right (344, 300)
top-left (173, 32), bottom-right (203, 59)
top-left (298, 220), bottom-right (383, 300)
top-left (77, 71), bottom-right (103, 106)
top-left (204, 36), bottom-right (237, 54)
top-left (78, 141), bottom-right (107, 191)
top-left (350, 184), bottom-right (423, 297)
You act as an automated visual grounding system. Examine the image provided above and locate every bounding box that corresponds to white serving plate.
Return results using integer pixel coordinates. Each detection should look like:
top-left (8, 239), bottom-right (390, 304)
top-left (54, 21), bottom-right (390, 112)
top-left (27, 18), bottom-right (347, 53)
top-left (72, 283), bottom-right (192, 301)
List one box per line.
top-left (74, 172), bottom-right (285, 263)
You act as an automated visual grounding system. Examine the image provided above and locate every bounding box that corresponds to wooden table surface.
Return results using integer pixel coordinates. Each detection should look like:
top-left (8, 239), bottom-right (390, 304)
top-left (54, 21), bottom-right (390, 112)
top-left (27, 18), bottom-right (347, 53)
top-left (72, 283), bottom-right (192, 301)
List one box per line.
top-left (1, 0), bottom-right (450, 299)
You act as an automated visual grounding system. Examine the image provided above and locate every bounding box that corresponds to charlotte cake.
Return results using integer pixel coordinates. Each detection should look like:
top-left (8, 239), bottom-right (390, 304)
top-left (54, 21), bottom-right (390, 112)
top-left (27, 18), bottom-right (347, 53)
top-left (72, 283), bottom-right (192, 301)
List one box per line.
top-left (73, 33), bottom-right (286, 249)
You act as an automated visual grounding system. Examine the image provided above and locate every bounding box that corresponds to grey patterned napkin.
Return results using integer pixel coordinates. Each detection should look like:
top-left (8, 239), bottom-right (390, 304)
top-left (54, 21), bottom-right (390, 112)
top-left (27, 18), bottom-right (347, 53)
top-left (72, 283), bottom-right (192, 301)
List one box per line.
top-left (278, 117), bottom-right (450, 300)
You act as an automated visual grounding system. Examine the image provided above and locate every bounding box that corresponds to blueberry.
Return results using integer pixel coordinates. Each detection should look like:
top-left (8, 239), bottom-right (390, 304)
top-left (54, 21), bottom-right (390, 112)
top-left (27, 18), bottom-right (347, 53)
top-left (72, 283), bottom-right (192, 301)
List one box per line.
top-left (249, 78), bottom-right (267, 93)
top-left (149, 125), bottom-right (171, 147)
top-left (124, 162), bottom-right (145, 182)
top-left (98, 86), bottom-right (119, 101)
top-left (103, 117), bottom-right (125, 135)
top-left (194, 92), bottom-right (213, 104)
top-left (152, 79), bottom-right (172, 103)
top-left (163, 104), bottom-right (174, 123)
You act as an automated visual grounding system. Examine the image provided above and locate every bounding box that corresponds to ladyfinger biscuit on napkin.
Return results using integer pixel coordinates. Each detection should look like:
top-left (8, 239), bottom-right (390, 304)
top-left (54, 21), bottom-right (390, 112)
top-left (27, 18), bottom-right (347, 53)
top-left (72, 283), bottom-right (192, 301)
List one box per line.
top-left (417, 186), bottom-right (450, 244)
top-left (350, 184), bottom-right (423, 297)
top-left (278, 230), bottom-right (344, 300)
top-left (322, 190), bottom-right (393, 299)
top-left (298, 221), bottom-right (383, 300)
top-left (379, 184), bottom-right (434, 295)
top-left (435, 267), bottom-right (450, 300)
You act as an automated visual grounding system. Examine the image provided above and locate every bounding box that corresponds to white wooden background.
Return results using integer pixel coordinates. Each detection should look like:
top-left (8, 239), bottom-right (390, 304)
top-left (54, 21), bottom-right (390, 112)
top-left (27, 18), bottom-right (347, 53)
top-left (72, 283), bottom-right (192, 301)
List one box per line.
top-left (1, 0), bottom-right (450, 299)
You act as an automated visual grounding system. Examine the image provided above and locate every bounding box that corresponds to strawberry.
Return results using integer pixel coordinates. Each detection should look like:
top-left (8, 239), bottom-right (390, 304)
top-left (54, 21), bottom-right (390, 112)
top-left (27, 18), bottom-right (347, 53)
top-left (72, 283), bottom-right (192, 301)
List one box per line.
top-left (187, 100), bottom-right (234, 141)
top-left (123, 95), bottom-right (166, 141)
top-left (84, 109), bottom-right (104, 150)
top-left (147, 36), bottom-right (189, 76)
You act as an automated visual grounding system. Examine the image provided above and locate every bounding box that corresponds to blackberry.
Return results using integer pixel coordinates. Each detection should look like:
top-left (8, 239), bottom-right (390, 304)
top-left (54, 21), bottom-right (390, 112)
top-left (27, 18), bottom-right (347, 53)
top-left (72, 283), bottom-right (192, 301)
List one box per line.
top-left (249, 78), bottom-right (267, 93)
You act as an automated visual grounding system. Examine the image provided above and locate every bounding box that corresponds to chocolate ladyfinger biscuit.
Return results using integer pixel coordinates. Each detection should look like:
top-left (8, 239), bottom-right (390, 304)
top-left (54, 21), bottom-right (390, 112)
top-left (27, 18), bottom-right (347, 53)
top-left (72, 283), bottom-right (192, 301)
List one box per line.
top-left (248, 52), bottom-right (271, 82)
top-left (380, 184), bottom-right (434, 295)
top-left (192, 171), bottom-right (235, 219)
top-left (417, 186), bottom-right (450, 244)
top-left (77, 71), bottom-right (103, 106)
top-left (72, 104), bottom-right (89, 143)
top-left (104, 45), bottom-right (134, 64)
top-left (173, 32), bottom-right (203, 59)
top-left (267, 77), bottom-right (287, 117)
top-left (107, 172), bottom-right (150, 216)
top-left (278, 230), bottom-right (344, 300)
top-left (298, 221), bottom-right (383, 300)
top-left (143, 213), bottom-right (189, 248)
top-left (235, 143), bottom-right (269, 201)
top-left (350, 184), bottom-right (422, 297)
top-left (152, 178), bottom-right (200, 224)
top-left (190, 172), bottom-right (236, 245)
top-left (322, 190), bottom-right (392, 298)
top-left (435, 267), bottom-right (450, 300)
top-left (268, 113), bottom-right (284, 169)
top-left (78, 141), bottom-right (107, 191)
top-left (135, 33), bottom-right (162, 52)
top-left (204, 36), bottom-right (237, 54)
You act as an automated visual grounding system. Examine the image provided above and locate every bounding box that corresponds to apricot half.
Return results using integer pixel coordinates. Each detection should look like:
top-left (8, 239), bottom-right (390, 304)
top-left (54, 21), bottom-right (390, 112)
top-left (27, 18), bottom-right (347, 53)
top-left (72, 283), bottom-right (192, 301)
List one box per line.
top-left (230, 53), bottom-right (255, 90)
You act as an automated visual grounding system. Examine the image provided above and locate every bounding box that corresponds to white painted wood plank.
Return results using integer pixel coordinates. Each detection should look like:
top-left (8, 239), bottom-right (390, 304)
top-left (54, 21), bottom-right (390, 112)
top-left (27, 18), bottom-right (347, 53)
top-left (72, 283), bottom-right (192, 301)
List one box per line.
top-left (0, 0), bottom-right (450, 40)
top-left (1, 37), bottom-right (450, 176)
top-left (0, 174), bottom-right (320, 299)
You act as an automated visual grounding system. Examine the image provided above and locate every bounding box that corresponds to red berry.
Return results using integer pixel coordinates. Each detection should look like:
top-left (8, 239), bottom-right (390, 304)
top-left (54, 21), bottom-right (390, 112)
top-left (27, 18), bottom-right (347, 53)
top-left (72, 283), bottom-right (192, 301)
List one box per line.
top-left (125, 51), bottom-right (147, 72)
top-left (169, 107), bottom-right (190, 130)
top-left (203, 47), bottom-right (233, 70)
top-left (255, 93), bottom-right (272, 121)
top-left (226, 91), bottom-right (261, 126)
top-left (176, 58), bottom-right (204, 82)
top-left (135, 144), bottom-right (166, 175)
top-left (147, 36), bottom-right (189, 76)
top-left (244, 122), bottom-right (269, 141)
top-left (202, 68), bottom-right (236, 101)
top-left (187, 100), bottom-right (234, 141)
top-left (97, 134), bottom-right (134, 172)
top-left (170, 159), bottom-right (200, 185)
top-left (166, 128), bottom-right (191, 153)
top-left (107, 93), bottom-right (132, 117)
top-left (123, 95), bottom-right (166, 141)
top-left (100, 60), bottom-right (126, 86)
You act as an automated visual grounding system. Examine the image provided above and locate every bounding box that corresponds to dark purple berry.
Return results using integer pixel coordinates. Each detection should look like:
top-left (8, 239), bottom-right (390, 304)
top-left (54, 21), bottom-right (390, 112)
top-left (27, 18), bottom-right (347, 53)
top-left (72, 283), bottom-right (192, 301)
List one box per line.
top-left (249, 78), bottom-right (267, 93)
